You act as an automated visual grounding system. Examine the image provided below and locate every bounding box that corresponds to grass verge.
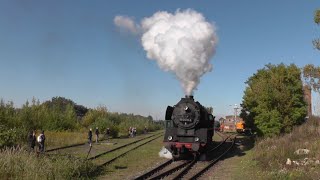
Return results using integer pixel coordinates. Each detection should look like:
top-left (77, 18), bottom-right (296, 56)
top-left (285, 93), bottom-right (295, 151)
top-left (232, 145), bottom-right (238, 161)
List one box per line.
top-left (230, 116), bottom-right (320, 180)
top-left (97, 136), bottom-right (166, 180)
top-left (0, 146), bottom-right (97, 179)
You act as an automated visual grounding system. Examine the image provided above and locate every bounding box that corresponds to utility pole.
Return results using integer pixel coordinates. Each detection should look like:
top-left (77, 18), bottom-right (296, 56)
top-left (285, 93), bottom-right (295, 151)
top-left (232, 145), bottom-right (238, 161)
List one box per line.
top-left (233, 104), bottom-right (239, 122)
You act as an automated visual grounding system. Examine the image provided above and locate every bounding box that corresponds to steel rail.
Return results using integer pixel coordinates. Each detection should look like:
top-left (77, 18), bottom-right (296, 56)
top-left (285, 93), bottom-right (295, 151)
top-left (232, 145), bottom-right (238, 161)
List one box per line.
top-left (172, 154), bottom-right (199, 180)
top-left (88, 132), bottom-right (163, 160)
top-left (190, 135), bottom-right (237, 180)
top-left (148, 155), bottom-right (197, 180)
top-left (46, 132), bottom-right (162, 153)
top-left (133, 159), bottom-right (173, 180)
top-left (97, 134), bottom-right (163, 167)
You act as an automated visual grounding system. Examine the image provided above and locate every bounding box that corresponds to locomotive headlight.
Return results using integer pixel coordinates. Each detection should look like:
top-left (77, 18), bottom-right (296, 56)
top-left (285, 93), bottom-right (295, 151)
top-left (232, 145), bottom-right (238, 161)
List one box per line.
top-left (195, 137), bottom-right (199, 142)
top-left (168, 136), bottom-right (173, 141)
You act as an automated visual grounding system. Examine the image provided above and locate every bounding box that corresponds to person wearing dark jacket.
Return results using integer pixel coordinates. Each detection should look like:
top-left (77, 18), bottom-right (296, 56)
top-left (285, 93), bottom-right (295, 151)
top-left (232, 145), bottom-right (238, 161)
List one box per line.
top-left (28, 130), bottom-right (36, 151)
top-left (105, 128), bottom-right (110, 141)
top-left (37, 130), bottom-right (46, 153)
top-left (88, 128), bottom-right (93, 146)
top-left (95, 127), bottom-right (99, 143)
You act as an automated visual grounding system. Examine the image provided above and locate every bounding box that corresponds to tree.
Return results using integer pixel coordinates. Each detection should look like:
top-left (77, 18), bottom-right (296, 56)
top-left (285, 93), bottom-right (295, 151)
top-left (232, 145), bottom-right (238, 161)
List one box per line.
top-left (303, 64), bottom-right (320, 93)
top-left (241, 63), bottom-right (307, 137)
top-left (42, 96), bottom-right (88, 118)
top-left (313, 9), bottom-right (320, 50)
top-left (206, 107), bottom-right (213, 114)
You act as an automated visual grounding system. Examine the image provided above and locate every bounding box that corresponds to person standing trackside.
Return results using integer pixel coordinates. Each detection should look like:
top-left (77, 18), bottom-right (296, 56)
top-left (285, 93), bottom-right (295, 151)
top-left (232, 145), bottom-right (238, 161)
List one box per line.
top-left (105, 128), bottom-right (110, 141)
top-left (28, 130), bottom-right (36, 152)
top-left (95, 127), bottom-right (99, 143)
top-left (37, 130), bottom-right (46, 153)
top-left (88, 128), bottom-right (93, 146)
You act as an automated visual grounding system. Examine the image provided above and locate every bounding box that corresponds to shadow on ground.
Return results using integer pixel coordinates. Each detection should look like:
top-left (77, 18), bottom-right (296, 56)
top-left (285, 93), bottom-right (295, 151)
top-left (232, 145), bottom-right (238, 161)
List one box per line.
top-left (205, 133), bottom-right (255, 161)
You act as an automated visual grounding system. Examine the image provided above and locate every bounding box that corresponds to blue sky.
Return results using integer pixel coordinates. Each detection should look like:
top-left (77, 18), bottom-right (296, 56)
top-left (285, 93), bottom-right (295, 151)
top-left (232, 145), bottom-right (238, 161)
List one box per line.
top-left (0, 0), bottom-right (320, 119)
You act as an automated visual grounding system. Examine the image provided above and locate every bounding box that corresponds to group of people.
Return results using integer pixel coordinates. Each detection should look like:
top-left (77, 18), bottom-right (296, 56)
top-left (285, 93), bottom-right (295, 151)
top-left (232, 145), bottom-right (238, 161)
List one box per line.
top-left (128, 127), bottom-right (137, 137)
top-left (87, 127), bottom-right (111, 146)
top-left (28, 130), bottom-right (46, 153)
top-left (87, 126), bottom-right (148, 146)
top-left (88, 127), bottom-right (98, 146)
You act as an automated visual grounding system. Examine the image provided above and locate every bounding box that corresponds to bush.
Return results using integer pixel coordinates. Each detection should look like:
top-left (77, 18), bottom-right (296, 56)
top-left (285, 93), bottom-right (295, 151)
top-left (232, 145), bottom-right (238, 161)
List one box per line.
top-left (253, 116), bottom-right (320, 179)
top-left (0, 125), bottom-right (26, 148)
top-left (0, 146), bottom-right (97, 179)
top-left (241, 63), bottom-right (307, 137)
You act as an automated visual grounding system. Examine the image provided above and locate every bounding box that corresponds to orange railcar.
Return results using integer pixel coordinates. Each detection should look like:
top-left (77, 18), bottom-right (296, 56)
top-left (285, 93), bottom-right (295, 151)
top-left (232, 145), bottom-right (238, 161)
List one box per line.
top-left (236, 120), bottom-right (246, 133)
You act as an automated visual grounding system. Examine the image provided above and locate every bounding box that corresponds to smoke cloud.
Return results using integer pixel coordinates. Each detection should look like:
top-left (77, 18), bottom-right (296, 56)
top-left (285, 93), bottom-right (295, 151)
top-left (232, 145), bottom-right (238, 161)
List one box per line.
top-left (114, 9), bottom-right (218, 95)
top-left (159, 147), bottom-right (172, 159)
top-left (114, 15), bottom-right (140, 35)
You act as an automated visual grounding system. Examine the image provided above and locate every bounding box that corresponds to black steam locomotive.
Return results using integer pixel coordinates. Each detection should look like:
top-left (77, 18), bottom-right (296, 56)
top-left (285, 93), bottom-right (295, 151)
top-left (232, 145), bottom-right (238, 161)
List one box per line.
top-left (164, 95), bottom-right (215, 159)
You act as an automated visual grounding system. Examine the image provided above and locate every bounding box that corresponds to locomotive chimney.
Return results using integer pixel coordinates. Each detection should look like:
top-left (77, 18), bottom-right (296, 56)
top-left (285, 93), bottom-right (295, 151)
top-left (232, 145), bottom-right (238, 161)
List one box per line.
top-left (185, 95), bottom-right (194, 100)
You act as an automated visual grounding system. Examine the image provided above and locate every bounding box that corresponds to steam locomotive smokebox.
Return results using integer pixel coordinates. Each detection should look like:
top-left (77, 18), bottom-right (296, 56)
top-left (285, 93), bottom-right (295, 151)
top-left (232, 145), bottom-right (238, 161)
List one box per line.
top-left (164, 94), bottom-right (215, 159)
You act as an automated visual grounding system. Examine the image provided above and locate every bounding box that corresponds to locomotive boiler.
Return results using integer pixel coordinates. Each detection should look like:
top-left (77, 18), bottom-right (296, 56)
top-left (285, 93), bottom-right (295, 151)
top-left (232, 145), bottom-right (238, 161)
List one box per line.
top-left (163, 95), bottom-right (215, 159)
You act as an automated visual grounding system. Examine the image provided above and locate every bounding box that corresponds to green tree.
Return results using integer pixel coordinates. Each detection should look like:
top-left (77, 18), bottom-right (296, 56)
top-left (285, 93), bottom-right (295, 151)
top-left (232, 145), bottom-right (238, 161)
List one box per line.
top-left (241, 63), bottom-right (307, 137)
top-left (303, 64), bottom-right (320, 92)
top-left (82, 105), bottom-right (108, 128)
top-left (313, 9), bottom-right (320, 50)
top-left (206, 107), bottom-right (213, 114)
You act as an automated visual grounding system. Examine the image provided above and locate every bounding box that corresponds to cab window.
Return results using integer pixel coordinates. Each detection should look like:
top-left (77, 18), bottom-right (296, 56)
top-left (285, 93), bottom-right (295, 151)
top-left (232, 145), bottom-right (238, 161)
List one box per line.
top-left (208, 114), bottom-right (215, 121)
top-left (165, 120), bottom-right (173, 128)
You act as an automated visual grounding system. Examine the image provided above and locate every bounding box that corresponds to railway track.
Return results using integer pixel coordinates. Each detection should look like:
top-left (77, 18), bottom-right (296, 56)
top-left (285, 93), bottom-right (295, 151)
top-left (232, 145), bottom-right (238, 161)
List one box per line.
top-left (134, 132), bottom-right (236, 180)
top-left (94, 134), bottom-right (163, 168)
top-left (188, 134), bottom-right (236, 179)
top-left (46, 131), bottom-right (162, 153)
top-left (88, 132), bottom-right (163, 160)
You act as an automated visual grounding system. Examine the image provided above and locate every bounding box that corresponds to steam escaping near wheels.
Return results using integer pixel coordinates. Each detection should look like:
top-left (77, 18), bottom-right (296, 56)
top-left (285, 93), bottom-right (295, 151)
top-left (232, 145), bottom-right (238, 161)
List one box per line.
top-left (114, 9), bottom-right (218, 95)
top-left (159, 146), bottom-right (173, 159)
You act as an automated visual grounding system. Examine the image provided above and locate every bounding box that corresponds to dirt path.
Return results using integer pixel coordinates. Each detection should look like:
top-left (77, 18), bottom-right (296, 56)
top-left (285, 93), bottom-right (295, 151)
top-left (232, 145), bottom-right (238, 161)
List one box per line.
top-left (203, 134), bottom-right (255, 180)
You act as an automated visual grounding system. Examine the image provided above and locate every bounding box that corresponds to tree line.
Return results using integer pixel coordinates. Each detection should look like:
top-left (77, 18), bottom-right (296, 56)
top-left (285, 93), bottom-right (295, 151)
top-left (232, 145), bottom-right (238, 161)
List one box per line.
top-left (240, 9), bottom-right (320, 137)
top-left (0, 97), bottom-right (163, 147)
top-left (241, 63), bottom-right (320, 137)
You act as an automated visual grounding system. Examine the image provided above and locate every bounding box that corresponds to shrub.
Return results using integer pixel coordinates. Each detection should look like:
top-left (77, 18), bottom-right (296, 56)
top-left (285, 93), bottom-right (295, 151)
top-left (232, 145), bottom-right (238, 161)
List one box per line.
top-left (253, 116), bottom-right (320, 178)
top-left (0, 146), bottom-right (97, 179)
top-left (0, 125), bottom-right (26, 148)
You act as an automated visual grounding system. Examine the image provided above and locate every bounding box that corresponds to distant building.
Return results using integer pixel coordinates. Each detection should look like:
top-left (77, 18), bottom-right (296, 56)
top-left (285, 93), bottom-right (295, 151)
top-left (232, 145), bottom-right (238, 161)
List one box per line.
top-left (220, 115), bottom-right (243, 132)
top-left (225, 115), bottom-right (242, 122)
top-left (218, 117), bottom-right (225, 123)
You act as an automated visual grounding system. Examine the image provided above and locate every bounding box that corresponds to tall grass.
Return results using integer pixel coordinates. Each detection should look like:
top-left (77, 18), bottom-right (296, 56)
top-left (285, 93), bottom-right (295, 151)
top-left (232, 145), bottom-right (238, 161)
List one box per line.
top-left (45, 131), bottom-right (87, 149)
top-left (253, 116), bottom-right (320, 179)
top-left (0, 147), bottom-right (97, 179)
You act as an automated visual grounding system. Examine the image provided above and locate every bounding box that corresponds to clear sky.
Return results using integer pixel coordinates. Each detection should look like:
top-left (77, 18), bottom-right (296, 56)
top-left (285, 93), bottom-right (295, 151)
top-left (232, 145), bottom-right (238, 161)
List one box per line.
top-left (1, 0), bottom-right (320, 119)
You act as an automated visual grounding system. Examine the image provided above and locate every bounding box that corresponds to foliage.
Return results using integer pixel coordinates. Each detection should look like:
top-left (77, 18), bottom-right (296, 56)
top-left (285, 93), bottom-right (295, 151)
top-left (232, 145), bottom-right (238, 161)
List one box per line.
top-left (0, 147), bottom-right (97, 179)
top-left (42, 96), bottom-right (88, 118)
top-left (206, 106), bottom-right (213, 114)
top-left (241, 63), bottom-right (307, 137)
top-left (0, 125), bottom-right (26, 148)
top-left (313, 9), bottom-right (320, 50)
top-left (303, 64), bottom-right (320, 92)
top-left (252, 116), bottom-right (320, 179)
top-left (81, 105), bottom-right (108, 128)
top-left (0, 96), bottom-right (163, 147)
top-left (81, 105), bottom-right (163, 137)
top-left (45, 131), bottom-right (88, 149)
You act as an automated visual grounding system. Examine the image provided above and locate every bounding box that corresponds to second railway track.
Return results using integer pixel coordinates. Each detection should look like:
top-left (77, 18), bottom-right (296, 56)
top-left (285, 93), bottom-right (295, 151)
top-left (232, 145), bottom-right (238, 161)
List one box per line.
top-left (46, 131), bottom-right (162, 155)
top-left (92, 134), bottom-right (164, 169)
top-left (134, 132), bottom-right (236, 180)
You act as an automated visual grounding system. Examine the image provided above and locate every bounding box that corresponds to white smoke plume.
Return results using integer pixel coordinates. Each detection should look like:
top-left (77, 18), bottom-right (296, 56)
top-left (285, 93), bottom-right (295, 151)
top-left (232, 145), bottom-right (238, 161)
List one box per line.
top-left (114, 9), bottom-right (218, 95)
top-left (114, 15), bottom-right (140, 35)
top-left (159, 147), bottom-right (172, 159)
